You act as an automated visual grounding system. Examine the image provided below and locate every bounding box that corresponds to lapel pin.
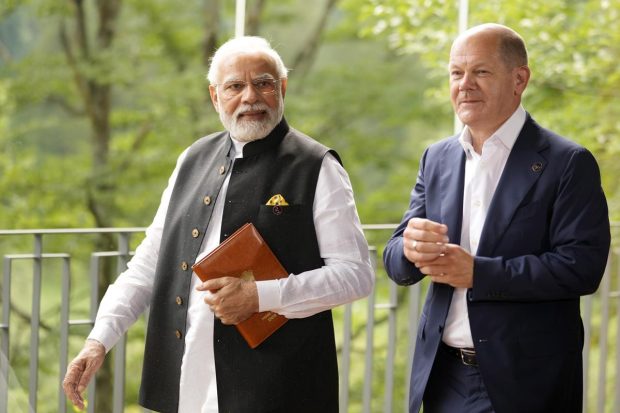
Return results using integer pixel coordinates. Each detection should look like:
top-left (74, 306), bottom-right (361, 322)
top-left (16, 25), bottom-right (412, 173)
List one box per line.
top-left (531, 162), bottom-right (543, 172)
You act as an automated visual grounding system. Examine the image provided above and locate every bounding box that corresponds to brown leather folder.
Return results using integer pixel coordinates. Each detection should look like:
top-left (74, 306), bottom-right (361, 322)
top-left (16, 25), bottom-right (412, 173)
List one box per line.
top-left (191, 222), bottom-right (288, 348)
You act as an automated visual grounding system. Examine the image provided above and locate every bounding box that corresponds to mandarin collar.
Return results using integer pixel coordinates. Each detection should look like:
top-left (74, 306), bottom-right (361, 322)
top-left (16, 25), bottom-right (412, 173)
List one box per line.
top-left (231, 117), bottom-right (290, 158)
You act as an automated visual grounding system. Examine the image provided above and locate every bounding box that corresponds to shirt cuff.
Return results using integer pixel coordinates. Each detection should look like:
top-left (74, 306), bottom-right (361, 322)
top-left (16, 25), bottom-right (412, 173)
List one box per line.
top-left (87, 325), bottom-right (120, 353)
top-left (256, 279), bottom-right (283, 312)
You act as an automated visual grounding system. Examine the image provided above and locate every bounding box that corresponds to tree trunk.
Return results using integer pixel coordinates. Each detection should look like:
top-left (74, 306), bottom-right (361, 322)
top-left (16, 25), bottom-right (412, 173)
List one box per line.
top-left (245, 0), bottom-right (267, 35)
top-left (290, 0), bottom-right (339, 82)
top-left (61, 1), bottom-right (122, 412)
top-left (203, 0), bottom-right (220, 68)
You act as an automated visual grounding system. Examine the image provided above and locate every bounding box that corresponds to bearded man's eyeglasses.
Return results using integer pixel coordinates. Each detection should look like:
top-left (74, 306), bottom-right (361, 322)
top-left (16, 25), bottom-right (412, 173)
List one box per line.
top-left (216, 78), bottom-right (283, 99)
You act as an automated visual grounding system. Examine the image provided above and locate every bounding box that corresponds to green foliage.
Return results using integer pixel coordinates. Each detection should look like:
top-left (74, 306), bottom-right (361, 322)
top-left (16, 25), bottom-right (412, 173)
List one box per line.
top-left (286, 38), bottom-right (451, 223)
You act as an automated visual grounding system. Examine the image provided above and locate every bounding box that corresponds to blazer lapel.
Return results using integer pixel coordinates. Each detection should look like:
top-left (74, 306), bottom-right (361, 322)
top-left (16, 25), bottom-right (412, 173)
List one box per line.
top-left (440, 138), bottom-right (466, 245)
top-left (476, 117), bottom-right (549, 256)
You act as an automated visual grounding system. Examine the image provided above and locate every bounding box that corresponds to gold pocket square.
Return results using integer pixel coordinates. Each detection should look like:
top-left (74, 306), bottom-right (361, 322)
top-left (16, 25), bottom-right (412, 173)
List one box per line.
top-left (265, 194), bottom-right (289, 206)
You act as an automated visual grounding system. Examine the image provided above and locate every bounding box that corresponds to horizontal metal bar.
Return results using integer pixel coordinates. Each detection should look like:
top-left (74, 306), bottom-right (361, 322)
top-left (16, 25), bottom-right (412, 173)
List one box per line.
top-left (4, 253), bottom-right (70, 260)
top-left (374, 303), bottom-right (398, 310)
top-left (0, 228), bottom-right (145, 236)
top-left (91, 251), bottom-right (134, 258)
top-left (69, 319), bottom-right (95, 326)
top-left (361, 224), bottom-right (399, 230)
top-left (0, 225), bottom-right (402, 235)
top-left (4, 222), bottom-right (614, 235)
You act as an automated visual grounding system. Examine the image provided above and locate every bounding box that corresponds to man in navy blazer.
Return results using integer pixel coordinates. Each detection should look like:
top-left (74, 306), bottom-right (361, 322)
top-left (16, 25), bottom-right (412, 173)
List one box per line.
top-left (383, 23), bottom-right (610, 413)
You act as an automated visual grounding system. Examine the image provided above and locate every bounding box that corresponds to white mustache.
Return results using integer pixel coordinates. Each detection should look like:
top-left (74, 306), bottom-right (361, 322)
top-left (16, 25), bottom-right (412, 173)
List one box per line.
top-left (235, 104), bottom-right (270, 117)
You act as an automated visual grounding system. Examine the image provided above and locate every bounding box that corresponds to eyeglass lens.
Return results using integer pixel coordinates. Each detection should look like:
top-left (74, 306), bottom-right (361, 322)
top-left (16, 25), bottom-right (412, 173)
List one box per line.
top-left (220, 79), bottom-right (278, 98)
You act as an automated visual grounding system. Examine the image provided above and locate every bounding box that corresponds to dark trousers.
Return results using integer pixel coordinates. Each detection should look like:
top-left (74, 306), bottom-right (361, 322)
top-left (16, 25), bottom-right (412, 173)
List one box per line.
top-left (422, 343), bottom-right (495, 413)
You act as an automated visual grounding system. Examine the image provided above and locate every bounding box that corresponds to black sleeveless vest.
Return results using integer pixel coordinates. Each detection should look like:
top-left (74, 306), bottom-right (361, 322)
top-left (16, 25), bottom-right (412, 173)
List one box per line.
top-left (139, 119), bottom-right (340, 413)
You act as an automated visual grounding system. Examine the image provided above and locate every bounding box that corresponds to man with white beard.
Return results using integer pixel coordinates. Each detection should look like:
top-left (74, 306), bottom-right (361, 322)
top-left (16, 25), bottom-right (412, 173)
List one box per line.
top-left (62, 36), bottom-right (374, 413)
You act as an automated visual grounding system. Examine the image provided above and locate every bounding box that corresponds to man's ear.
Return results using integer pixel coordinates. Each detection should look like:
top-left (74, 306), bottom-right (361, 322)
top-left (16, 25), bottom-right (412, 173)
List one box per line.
top-left (280, 78), bottom-right (288, 99)
top-left (209, 85), bottom-right (220, 112)
top-left (514, 66), bottom-right (530, 96)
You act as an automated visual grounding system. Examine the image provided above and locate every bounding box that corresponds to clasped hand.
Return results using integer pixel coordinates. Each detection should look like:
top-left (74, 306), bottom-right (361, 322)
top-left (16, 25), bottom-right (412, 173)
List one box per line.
top-left (197, 277), bottom-right (259, 324)
top-left (403, 218), bottom-right (474, 288)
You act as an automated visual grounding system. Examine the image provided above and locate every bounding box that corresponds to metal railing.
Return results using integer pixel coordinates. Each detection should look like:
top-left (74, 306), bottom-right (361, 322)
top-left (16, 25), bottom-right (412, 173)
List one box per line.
top-left (0, 225), bottom-right (618, 413)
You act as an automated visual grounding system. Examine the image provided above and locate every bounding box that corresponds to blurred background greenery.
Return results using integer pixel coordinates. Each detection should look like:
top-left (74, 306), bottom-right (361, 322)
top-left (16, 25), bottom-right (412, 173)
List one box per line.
top-left (1, 0), bottom-right (619, 231)
top-left (1, 0), bottom-right (619, 412)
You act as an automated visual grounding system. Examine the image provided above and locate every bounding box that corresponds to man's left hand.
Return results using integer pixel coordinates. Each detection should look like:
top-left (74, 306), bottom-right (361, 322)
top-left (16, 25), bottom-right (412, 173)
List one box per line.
top-left (197, 277), bottom-right (259, 325)
top-left (416, 244), bottom-right (474, 288)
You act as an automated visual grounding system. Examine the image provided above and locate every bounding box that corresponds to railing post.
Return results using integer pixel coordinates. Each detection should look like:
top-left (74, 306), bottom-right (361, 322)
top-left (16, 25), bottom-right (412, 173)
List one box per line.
top-left (339, 302), bottom-right (352, 412)
top-left (363, 274), bottom-right (375, 413)
top-left (1, 256), bottom-right (12, 413)
top-left (583, 292), bottom-right (593, 413)
top-left (113, 233), bottom-right (131, 413)
top-left (406, 283), bottom-right (421, 413)
top-left (88, 254), bottom-right (99, 413)
top-left (58, 257), bottom-right (71, 413)
top-left (28, 234), bottom-right (43, 412)
top-left (597, 257), bottom-right (612, 413)
top-left (614, 251), bottom-right (620, 413)
top-left (383, 280), bottom-right (397, 413)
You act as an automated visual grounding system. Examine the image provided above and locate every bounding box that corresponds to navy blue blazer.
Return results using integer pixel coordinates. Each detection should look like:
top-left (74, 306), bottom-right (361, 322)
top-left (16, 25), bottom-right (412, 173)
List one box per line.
top-left (384, 114), bottom-right (610, 413)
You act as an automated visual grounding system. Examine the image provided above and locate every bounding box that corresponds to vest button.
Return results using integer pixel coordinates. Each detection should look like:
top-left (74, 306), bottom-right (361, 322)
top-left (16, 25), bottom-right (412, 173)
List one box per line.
top-left (203, 196), bottom-right (211, 205)
top-left (175, 330), bottom-right (182, 339)
top-left (180, 261), bottom-right (188, 271)
top-left (192, 228), bottom-right (200, 238)
top-left (218, 165), bottom-right (226, 175)
top-left (176, 296), bottom-right (183, 306)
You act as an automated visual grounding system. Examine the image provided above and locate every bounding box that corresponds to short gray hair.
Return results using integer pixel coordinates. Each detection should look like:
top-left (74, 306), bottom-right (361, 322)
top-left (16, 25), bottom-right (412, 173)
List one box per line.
top-left (459, 23), bottom-right (528, 69)
top-left (206, 36), bottom-right (288, 84)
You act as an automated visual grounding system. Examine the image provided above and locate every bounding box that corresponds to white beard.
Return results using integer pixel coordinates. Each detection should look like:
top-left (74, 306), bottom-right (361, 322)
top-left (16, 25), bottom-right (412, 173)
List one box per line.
top-left (218, 93), bottom-right (284, 143)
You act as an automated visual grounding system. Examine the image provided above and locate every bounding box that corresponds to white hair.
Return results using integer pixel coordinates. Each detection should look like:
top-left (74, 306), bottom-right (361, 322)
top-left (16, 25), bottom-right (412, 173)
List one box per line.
top-left (206, 36), bottom-right (288, 84)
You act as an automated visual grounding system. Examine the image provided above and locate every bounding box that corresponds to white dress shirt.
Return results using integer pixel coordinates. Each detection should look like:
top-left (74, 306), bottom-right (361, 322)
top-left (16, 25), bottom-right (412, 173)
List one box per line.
top-left (88, 136), bottom-right (374, 412)
top-left (442, 106), bottom-right (526, 348)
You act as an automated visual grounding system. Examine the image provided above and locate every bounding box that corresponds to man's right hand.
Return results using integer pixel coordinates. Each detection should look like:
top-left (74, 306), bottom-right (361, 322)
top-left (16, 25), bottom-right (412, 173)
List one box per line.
top-left (403, 217), bottom-right (449, 265)
top-left (62, 339), bottom-right (106, 410)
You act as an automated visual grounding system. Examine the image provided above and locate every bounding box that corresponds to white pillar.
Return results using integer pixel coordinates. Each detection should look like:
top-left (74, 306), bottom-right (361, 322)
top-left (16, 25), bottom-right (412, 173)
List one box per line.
top-left (454, 0), bottom-right (469, 134)
top-left (235, 0), bottom-right (246, 37)
top-left (458, 0), bottom-right (469, 34)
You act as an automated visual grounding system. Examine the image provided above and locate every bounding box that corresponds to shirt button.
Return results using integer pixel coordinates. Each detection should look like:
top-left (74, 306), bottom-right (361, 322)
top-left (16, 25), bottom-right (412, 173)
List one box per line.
top-left (192, 228), bottom-right (200, 238)
top-left (180, 261), bottom-right (188, 271)
top-left (203, 196), bottom-right (211, 205)
top-left (175, 330), bottom-right (182, 339)
top-left (473, 200), bottom-right (482, 207)
top-left (218, 165), bottom-right (226, 175)
top-left (176, 296), bottom-right (183, 306)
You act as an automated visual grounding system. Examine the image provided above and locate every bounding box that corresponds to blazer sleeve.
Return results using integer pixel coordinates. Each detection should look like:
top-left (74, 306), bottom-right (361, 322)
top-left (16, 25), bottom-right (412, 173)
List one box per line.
top-left (383, 149), bottom-right (428, 286)
top-left (471, 147), bottom-right (611, 301)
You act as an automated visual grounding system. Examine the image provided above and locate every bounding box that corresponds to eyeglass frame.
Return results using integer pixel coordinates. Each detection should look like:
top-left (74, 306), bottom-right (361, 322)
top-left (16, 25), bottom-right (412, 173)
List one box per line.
top-left (213, 77), bottom-right (286, 100)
